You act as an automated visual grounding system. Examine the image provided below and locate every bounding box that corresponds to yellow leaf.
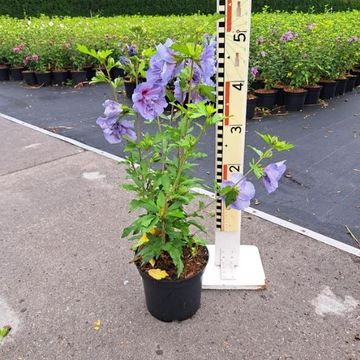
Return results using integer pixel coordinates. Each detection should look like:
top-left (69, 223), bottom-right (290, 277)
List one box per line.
top-left (148, 269), bottom-right (169, 280)
top-left (149, 259), bottom-right (155, 267)
top-left (94, 320), bottom-right (101, 331)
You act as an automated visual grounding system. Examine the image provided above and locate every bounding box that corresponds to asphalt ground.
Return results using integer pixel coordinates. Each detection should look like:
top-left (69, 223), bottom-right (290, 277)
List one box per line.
top-left (0, 81), bottom-right (359, 247)
top-left (0, 118), bottom-right (359, 360)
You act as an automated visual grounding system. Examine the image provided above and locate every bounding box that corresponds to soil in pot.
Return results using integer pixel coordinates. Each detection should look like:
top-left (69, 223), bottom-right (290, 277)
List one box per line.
top-left (335, 78), bottom-right (348, 96)
top-left (136, 246), bottom-right (209, 322)
top-left (124, 79), bottom-right (137, 99)
top-left (35, 71), bottom-right (52, 86)
top-left (71, 70), bottom-right (87, 85)
top-left (284, 88), bottom-right (308, 111)
top-left (273, 84), bottom-right (286, 106)
top-left (345, 75), bottom-right (357, 92)
top-left (319, 80), bottom-right (337, 99)
top-left (304, 85), bottom-right (322, 105)
top-left (254, 88), bottom-right (278, 110)
top-left (10, 66), bottom-right (25, 81)
top-left (52, 70), bottom-right (68, 86)
top-left (22, 70), bottom-right (37, 86)
top-left (0, 65), bottom-right (10, 81)
top-left (246, 94), bottom-right (258, 119)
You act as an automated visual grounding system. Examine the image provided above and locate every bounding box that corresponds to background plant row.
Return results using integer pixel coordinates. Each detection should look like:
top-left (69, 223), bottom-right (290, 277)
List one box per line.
top-left (1, 0), bottom-right (360, 17)
top-left (0, 11), bottom-right (359, 85)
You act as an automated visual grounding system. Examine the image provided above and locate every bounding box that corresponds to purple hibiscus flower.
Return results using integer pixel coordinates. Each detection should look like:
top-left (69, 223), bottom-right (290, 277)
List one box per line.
top-left (120, 56), bottom-right (131, 66)
top-left (348, 36), bottom-right (358, 43)
top-left (250, 66), bottom-right (259, 78)
top-left (146, 39), bottom-right (177, 85)
top-left (256, 36), bottom-right (264, 45)
top-left (280, 31), bottom-right (295, 42)
top-left (132, 82), bottom-right (168, 120)
top-left (262, 161), bottom-right (287, 194)
top-left (221, 173), bottom-right (255, 211)
top-left (128, 45), bottom-right (137, 57)
top-left (103, 100), bottom-right (122, 118)
top-left (307, 23), bottom-right (316, 30)
top-left (200, 35), bottom-right (216, 86)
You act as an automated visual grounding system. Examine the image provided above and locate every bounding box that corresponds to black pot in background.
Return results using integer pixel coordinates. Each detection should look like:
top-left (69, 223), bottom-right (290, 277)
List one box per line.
top-left (246, 95), bottom-right (258, 119)
top-left (110, 67), bottom-right (125, 80)
top-left (0, 66), bottom-right (10, 81)
top-left (124, 80), bottom-right (137, 99)
top-left (319, 80), bottom-right (337, 99)
top-left (71, 70), bottom-right (87, 85)
top-left (35, 71), bottom-right (52, 86)
top-left (136, 247), bottom-right (208, 322)
top-left (346, 75), bottom-right (357, 92)
top-left (22, 71), bottom-right (37, 86)
top-left (304, 85), bottom-right (322, 105)
top-left (252, 79), bottom-right (265, 90)
top-left (273, 85), bottom-right (286, 106)
top-left (350, 69), bottom-right (360, 86)
top-left (10, 67), bottom-right (25, 81)
top-left (284, 89), bottom-right (308, 112)
top-left (84, 66), bottom-right (96, 81)
top-left (335, 78), bottom-right (348, 96)
top-left (254, 89), bottom-right (278, 110)
top-left (52, 70), bottom-right (68, 86)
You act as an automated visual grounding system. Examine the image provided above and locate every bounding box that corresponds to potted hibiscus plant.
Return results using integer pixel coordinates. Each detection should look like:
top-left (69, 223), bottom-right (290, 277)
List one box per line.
top-left (79, 35), bottom-right (293, 322)
top-left (7, 43), bottom-right (26, 81)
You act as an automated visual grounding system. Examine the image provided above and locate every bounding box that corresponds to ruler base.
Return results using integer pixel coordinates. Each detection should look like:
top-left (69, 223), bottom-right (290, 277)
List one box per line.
top-left (202, 245), bottom-right (266, 290)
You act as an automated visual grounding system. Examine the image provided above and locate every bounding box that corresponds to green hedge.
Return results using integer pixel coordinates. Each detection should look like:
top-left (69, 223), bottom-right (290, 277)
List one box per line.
top-left (0, 0), bottom-right (360, 17)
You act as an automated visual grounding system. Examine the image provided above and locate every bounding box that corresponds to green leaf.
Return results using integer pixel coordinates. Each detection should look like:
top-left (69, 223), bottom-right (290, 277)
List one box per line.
top-left (248, 145), bottom-right (263, 158)
top-left (249, 160), bottom-right (265, 179)
top-left (220, 186), bottom-right (239, 208)
top-left (0, 326), bottom-right (11, 339)
top-left (163, 242), bottom-right (184, 278)
top-left (156, 192), bottom-right (166, 209)
top-left (168, 209), bottom-right (185, 218)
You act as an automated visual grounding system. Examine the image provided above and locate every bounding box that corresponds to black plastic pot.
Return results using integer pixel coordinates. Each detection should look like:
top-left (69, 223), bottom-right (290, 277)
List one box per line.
top-left (284, 89), bottom-right (308, 112)
top-left (84, 66), bottom-right (96, 81)
top-left (319, 81), bottom-right (337, 99)
top-left (254, 89), bottom-right (278, 109)
top-left (335, 78), bottom-right (348, 96)
top-left (137, 248), bottom-right (208, 322)
top-left (346, 75), bottom-right (357, 92)
top-left (71, 70), bottom-right (87, 85)
top-left (0, 66), bottom-right (10, 81)
top-left (22, 71), bottom-right (37, 86)
top-left (35, 72), bottom-right (52, 86)
top-left (10, 67), bottom-right (25, 81)
top-left (110, 67), bottom-right (125, 80)
top-left (252, 79), bottom-right (265, 90)
top-left (246, 95), bottom-right (258, 119)
top-left (304, 85), bottom-right (322, 105)
top-left (124, 80), bottom-right (137, 99)
top-left (350, 69), bottom-right (360, 86)
top-left (273, 85), bottom-right (286, 106)
top-left (52, 70), bottom-right (68, 86)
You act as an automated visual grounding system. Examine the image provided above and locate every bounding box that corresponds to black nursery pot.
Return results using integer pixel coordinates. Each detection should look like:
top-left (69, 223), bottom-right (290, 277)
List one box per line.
top-left (35, 71), bottom-right (52, 86)
top-left (252, 79), bottom-right (265, 90)
top-left (71, 70), bottom-right (87, 85)
top-left (304, 85), bottom-right (322, 105)
top-left (0, 66), bottom-right (10, 81)
top-left (273, 85), bottom-right (286, 106)
top-left (22, 71), bottom-right (37, 86)
top-left (350, 69), bottom-right (360, 86)
top-left (346, 75), bottom-right (357, 92)
top-left (319, 80), bottom-right (337, 99)
top-left (335, 78), bottom-right (348, 96)
top-left (254, 89), bottom-right (278, 110)
top-left (10, 67), bottom-right (25, 81)
top-left (137, 248), bottom-right (209, 322)
top-left (124, 80), bottom-right (137, 99)
top-left (110, 67), bottom-right (125, 80)
top-left (246, 95), bottom-right (258, 119)
top-left (284, 89), bottom-right (308, 112)
top-left (52, 70), bottom-right (68, 86)
top-left (84, 66), bottom-right (96, 81)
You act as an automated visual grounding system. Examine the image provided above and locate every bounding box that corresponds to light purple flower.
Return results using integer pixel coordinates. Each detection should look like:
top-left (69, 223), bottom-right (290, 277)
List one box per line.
top-left (120, 56), bottom-right (131, 66)
top-left (262, 161), bottom-right (287, 194)
top-left (31, 54), bottom-right (39, 62)
top-left (102, 120), bottom-right (136, 144)
top-left (200, 35), bottom-right (216, 86)
top-left (256, 36), bottom-right (264, 45)
top-left (132, 82), bottom-right (167, 120)
top-left (280, 31), bottom-right (295, 42)
top-left (259, 51), bottom-right (267, 58)
top-left (307, 23), bottom-right (316, 30)
top-left (250, 67), bottom-right (259, 78)
top-left (348, 36), bottom-right (358, 43)
top-left (103, 100), bottom-right (122, 118)
top-left (13, 47), bottom-right (20, 54)
top-left (221, 173), bottom-right (255, 211)
top-left (128, 45), bottom-right (137, 57)
top-left (146, 39), bottom-right (177, 85)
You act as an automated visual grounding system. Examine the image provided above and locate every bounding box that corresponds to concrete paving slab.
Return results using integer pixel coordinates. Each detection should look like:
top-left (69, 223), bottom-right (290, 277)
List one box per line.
top-left (0, 119), bottom-right (359, 359)
top-left (0, 118), bottom-right (83, 176)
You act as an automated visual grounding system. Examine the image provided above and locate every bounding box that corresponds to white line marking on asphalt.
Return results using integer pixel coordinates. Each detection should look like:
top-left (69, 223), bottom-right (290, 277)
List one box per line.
top-left (1, 112), bottom-right (359, 257)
